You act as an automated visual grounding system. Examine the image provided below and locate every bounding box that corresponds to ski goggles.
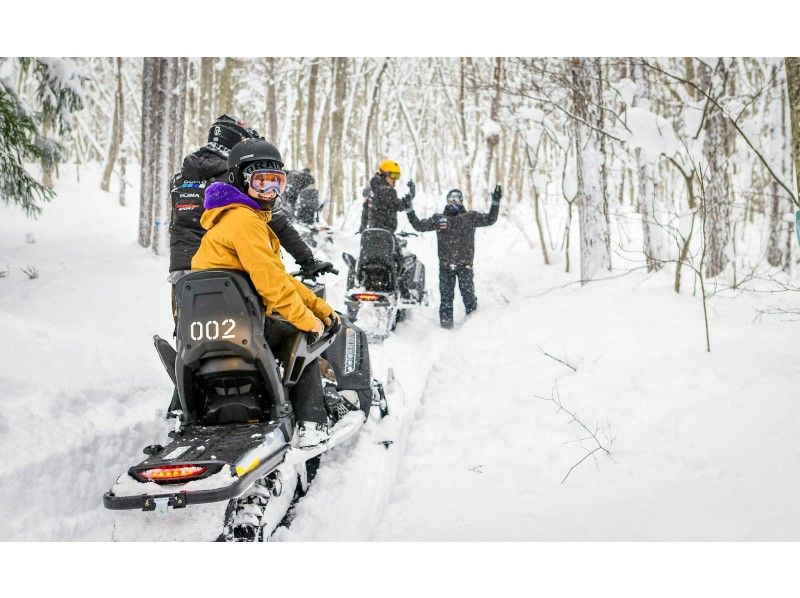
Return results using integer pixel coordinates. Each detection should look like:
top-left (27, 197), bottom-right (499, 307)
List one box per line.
top-left (446, 191), bottom-right (463, 202)
top-left (247, 169), bottom-right (287, 195)
top-left (385, 171), bottom-right (401, 180)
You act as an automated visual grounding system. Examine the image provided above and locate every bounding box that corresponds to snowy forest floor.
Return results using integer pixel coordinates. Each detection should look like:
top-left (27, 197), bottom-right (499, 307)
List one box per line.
top-left (2, 168), bottom-right (800, 540)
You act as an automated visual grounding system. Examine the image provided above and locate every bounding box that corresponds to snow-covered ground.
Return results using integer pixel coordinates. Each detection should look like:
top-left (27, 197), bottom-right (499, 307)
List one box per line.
top-left (2, 169), bottom-right (800, 540)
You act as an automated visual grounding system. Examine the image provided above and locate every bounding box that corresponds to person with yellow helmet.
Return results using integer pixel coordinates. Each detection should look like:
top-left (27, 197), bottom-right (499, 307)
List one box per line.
top-left (366, 159), bottom-right (414, 232)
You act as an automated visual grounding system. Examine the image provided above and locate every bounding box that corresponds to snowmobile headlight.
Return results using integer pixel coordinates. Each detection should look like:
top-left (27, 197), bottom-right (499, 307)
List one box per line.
top-left (137, 465), bottom-right (209, 483)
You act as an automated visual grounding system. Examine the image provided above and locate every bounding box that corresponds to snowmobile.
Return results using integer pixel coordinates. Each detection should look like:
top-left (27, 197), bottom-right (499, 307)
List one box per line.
top-left (292, 189), bottom-right (334, 250)
top-left (103, 268), bottom-right (389, 541)
top-left (342, 228), bottom-right (427, 340)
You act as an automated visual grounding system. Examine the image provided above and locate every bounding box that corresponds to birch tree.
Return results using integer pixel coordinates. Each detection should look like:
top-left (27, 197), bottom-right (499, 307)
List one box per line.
top-left (570, 57), bottom-right (612, 283)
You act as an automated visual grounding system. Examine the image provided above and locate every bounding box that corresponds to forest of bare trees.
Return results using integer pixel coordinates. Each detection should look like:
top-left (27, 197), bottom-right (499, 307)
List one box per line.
top-left (3, 57), bottom-right (800, 296)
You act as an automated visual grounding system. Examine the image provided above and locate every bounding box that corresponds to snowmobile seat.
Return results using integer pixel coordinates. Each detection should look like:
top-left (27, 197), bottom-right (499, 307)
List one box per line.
top-left (358, 228), bottom-right (397, 291)
top-left (174, 269), bottom-right (289, 426)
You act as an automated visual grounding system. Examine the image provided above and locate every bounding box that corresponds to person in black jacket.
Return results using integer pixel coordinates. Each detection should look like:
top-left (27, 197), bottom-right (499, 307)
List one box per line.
top-left (283, 167), bottom-right (315, 215)
top-left (168, 115), bottom-right (333, 294)
top-left (405, 185), bottom-right (502, 328)
top-left (367, 159), bottom-right (414, 232)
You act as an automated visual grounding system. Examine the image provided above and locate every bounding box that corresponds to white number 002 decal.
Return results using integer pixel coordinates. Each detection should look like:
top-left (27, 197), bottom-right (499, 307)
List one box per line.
top-left (189, 319), bottom-right (237, 341)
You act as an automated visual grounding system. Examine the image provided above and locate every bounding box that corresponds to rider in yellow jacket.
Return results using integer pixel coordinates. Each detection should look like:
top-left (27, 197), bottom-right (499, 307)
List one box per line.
top-left (192, 192), bottom-right (333, 333)
top-left (192, 138), bottom-right (339, 448)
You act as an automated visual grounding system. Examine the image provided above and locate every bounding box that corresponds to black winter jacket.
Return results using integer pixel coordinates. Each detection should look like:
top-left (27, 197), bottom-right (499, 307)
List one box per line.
top-left (406, 201), bottom-right (499, 266)
top-left (168, 146), bottom-right (313, 272)
top-left (367, 174), bottom-right (405, 232)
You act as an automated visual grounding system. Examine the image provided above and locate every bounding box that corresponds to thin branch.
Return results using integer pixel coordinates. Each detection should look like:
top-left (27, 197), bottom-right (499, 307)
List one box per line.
top-left (538, 347), bottom-right (578, 372)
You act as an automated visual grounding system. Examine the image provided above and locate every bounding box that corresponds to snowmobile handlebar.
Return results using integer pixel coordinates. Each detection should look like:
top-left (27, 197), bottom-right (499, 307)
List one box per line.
top-left (290, 267), bottom-right (339, 279)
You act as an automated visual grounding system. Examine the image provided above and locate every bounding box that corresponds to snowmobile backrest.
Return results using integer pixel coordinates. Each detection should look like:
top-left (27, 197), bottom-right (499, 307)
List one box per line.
top-left (359, 228), bottom-right (396, 271)
top-left (173, 269), bottom-right (290, 425)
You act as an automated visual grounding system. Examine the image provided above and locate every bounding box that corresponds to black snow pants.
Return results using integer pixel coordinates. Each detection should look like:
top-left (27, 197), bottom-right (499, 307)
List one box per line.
top-left (264, 317), bottom-right (327, 425)
top-left (439, 264), bottom-right (476, 325)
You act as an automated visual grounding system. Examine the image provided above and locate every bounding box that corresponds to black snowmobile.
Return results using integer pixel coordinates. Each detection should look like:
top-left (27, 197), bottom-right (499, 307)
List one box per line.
top-left (342, 228), bottom-right (427, 340)
top-left (292, 187), bottom-right (334, 249)
top-left (103, 269), bottom-right (389, 541)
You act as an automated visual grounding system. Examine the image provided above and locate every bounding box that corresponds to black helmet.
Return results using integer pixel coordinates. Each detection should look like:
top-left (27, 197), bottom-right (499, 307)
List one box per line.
top-left (208, 115), bottom-right (259, 153)
top-left (227, 138), bottom-right (284, 191)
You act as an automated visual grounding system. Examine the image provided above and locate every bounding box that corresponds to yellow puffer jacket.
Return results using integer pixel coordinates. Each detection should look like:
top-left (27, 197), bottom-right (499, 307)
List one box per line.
top-left (191, 182), bottom-right (333, 332)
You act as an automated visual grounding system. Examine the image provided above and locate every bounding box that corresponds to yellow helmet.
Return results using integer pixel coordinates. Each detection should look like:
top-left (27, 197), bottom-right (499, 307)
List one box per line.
top-left (378, 159), bottom-right (401, 179)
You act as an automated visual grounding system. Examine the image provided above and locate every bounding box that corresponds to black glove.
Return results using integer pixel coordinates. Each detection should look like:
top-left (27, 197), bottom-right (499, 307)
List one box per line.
top-left (491, 184), bottom-right (503, 204)
top-left (299, 257), bottom-right (336, 280)
top-left (407, 180), bottom-right (416, 200)
top-left (322, 311), bottom-right (343, 336)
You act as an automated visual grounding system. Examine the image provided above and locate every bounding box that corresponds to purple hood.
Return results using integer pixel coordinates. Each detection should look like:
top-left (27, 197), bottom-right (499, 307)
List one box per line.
top-left (204, 182), bottom-right (263, 212)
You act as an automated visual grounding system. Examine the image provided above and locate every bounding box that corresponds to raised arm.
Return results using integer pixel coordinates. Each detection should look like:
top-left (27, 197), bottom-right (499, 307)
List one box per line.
top-left (471, 184), bottom-right (502, 227)
top-left (404, 198), bottom-right (438, 232)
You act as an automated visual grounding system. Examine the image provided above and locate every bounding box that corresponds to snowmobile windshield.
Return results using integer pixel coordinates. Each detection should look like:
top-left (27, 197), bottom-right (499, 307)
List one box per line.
top-left (247, 169), bottom-right (287, 197)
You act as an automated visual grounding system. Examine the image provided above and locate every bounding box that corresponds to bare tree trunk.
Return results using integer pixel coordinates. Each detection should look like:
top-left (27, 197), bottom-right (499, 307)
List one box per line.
top-left (138, 57), bottom-right (157, 247)
top-left (170, 57), bottom-right (188, 171)
top-left (151, 58), bottom-right (173, 255)
top-left (525, 141), bottom-right (550, 265)
top-left (316, 87), bottom-right (332, 198)
top-left (482, 58), bottom-right (503, 201)
top-left (328, 57), bottom-right (348, 219)
top-left (118, 153), bottom-right (127, 207)
top-left (42, 113), bottom-right (54, 188)
top-left (101, 57), bottom-right (124, 192)
top-left (363, 59), bottom-right (388, 180)
top-left (217, 58), bottom-right (236, 115)
top-left (594, 58), bottom-right (612, 266)
top-left (785, 58), bottom-right (800, 197)
top-left (264, 57), bottom-right (279, 141)
top-left (292, 64), bottom-right (305, 167)
top-left (570, 57), bottom-right (612, 283)
top-left (702, 59), bottom-right (733, 278)
top-left (305, 58), bottom-right (319, 173)
top-left (764, 65), bottom-right (791, 267)
top-left (459, 58), bottom-right (474, 204)
top-left (198, 57), bottom-right (214, 142)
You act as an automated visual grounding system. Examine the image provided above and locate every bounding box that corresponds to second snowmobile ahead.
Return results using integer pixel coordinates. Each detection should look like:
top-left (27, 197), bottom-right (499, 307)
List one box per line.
top-left (103, 269), bottom-right (389, 541)
top-left (342, 228), bottom-right (427, 340)
top-left (291, 188), bottom-right (334, 250)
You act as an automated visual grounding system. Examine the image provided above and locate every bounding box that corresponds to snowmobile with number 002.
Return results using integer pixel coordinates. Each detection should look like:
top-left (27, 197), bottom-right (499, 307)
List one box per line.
top-left (103, 268), bottom-right (390, 541)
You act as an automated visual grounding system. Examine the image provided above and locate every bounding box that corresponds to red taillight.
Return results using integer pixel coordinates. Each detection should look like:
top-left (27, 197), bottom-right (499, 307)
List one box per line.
top-left (139, 465), bottom-right (209, 482)
top-left (353, 292), bottom-right (382, 301)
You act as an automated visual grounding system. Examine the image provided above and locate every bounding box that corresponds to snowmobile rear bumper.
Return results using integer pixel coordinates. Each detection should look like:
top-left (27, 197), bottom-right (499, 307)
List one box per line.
top-left (103, 422), bottom-right (289, 511)
top-left (103, 447), bottom-right (288, 511)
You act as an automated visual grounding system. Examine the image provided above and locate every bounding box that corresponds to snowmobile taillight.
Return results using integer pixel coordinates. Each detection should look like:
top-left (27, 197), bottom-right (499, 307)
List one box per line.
top-left (353, 292), bottom-right (382, 302)
top-left (138, 465), bottom-right (209, 482)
